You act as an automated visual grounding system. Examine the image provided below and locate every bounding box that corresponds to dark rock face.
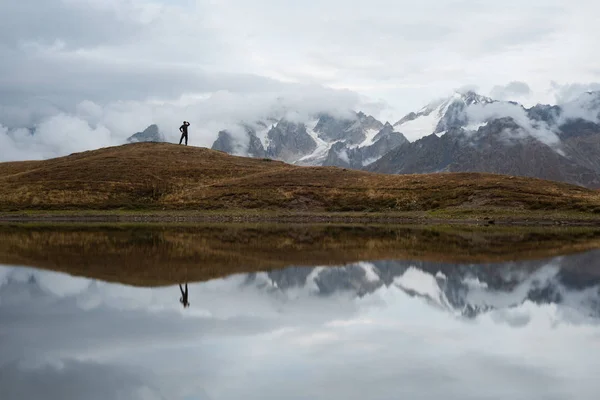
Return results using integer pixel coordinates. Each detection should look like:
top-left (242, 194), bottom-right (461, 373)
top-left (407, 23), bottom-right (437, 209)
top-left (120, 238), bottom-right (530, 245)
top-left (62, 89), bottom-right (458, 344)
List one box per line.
top-left (323, 122), bottom-right (408, 169)
top-left (213, 126), bottom-right (266, 158)
top-left (374, 91), bottom-right (600, 188)
top-left (127, 125), bottom-right (164, 143)
top-left (210, 112), bottom-right (399, 166)
top-left (369, 118), bottom-right (600, 188)
top-left (208, 90), bottom-right (600, 188)
top-left (527, 104), bottom-right (562, 125)
top-left (313, 112), bottom-right (383, 144)
top-left (266, 120), bottom-right (317, 162)
top-left (211, 131), bottom-right (236, 154)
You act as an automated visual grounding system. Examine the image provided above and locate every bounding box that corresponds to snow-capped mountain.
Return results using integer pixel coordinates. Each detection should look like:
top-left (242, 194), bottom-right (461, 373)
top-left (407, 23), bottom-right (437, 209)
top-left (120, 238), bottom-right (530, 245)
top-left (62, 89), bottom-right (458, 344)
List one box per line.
top-left (211, 112), bottom-right (408, 168)
top-left (370, 90), bottom-right (600, 188)
top-left (393, 91), bottom-right (495, 141)
top-left (242, 250), bottom-right (600, 319)
top-left (123, 89), bottom-right (600, 188)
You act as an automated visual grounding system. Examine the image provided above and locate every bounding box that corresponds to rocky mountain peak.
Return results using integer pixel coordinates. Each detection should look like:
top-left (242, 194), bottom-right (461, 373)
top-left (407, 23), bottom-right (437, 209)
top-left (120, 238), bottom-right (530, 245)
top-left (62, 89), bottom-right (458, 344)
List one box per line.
top-left (393, 91), bottom-right (495, 141)
top-left (455, 90), bottom-right (494, 106)
top-left (126, 124), bottom-right (164, 143)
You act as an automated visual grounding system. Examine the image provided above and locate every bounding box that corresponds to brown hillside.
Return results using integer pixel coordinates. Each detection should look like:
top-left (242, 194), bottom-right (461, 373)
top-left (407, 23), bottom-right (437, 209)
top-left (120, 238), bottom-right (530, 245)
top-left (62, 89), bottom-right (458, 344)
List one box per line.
top-left (1, 142), bottom-right (600, 213)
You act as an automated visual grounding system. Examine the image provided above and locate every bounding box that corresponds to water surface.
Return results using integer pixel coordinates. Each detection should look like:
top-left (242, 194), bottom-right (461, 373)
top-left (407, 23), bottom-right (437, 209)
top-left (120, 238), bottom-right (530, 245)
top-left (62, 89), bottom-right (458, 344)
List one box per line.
top-left (1, 225), bottom-right (600, 399)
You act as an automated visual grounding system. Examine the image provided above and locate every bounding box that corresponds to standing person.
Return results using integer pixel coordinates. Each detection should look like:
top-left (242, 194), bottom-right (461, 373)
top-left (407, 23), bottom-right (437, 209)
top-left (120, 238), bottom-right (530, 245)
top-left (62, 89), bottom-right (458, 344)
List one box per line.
top-left (179, 121), bottom-right (190, 145)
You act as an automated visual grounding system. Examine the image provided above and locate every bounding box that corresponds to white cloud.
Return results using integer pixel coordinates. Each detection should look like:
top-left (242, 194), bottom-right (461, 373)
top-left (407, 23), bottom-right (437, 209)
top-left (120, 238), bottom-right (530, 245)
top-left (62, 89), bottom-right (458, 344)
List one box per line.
top-left (558, 91), bottom-right (600, 124)
top-left (2, 257), bottom-right (600, 400)
top-left (466, 102), bottom-right (562, 146)
top-left (0, 85), bottom-right (373, 161)
top-left (2, 0), bottom-right (600, 159)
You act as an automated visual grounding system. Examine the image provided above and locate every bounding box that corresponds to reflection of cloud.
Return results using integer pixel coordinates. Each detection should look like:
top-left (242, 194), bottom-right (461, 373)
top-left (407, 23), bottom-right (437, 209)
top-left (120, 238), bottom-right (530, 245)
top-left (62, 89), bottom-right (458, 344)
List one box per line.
top-left (0, 360), bottom-right (169, 400)
top-left (1, 260), bottom-right (600, 399)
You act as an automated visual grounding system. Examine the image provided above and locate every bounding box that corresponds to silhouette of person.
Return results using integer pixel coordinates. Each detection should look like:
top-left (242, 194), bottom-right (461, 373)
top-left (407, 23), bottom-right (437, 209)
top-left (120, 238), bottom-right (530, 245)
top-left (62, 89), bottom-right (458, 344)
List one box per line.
top-left (179, 283), bottom-right (190, 308)
top-left (179, 121), bottom-right (190, 145)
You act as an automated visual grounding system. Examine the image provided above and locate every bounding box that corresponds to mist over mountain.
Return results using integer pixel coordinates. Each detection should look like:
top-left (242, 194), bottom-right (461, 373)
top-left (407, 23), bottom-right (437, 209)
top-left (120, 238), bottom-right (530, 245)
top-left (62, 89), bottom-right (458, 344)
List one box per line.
top-left (211, 111), bottom-right (408, 168)
top-left (369, 90), bottom-right (600, 188)
top-left (206, 89), bottom-right (600, 187)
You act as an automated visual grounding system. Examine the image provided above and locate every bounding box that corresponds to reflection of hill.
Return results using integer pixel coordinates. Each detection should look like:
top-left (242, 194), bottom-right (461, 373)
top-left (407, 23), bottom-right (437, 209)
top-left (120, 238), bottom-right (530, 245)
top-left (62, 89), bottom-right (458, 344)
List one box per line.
top-left (2, 224), bottom-right (600, 286)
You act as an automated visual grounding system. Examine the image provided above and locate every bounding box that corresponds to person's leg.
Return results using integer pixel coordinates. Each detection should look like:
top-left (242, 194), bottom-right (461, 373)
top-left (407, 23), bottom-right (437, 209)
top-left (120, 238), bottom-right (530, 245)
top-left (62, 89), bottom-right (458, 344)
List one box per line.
top-left (185, 133), bottom-right (188, 146)
top-left (179, 133), bottom-right (184, 145)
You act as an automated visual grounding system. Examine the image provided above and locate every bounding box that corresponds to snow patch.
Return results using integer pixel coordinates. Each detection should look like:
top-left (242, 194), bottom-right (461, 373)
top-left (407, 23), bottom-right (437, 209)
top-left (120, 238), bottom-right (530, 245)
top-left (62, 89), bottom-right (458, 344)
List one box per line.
top-left (296, 120), bottom-right (332, 165)
top-left (395, 109), bottom-right (442, 142)
top-left (394, 91), bottom-right (495, 142)
top-left (358, 262), bottom-right (380, 282)
top-left (395, 267), bottom-right (452, 310)
top-left (354, 128), bottom-right (381, 148)
top-left (254, 123), bottom-right (272, 149)
top-left (305, 267), bottom-right (325, 292)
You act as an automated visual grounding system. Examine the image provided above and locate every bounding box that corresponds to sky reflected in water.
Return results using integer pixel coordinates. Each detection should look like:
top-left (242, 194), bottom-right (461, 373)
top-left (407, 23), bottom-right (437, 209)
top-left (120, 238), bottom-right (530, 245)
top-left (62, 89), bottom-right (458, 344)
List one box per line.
top-left (1, 253), bottom-right (600, 400)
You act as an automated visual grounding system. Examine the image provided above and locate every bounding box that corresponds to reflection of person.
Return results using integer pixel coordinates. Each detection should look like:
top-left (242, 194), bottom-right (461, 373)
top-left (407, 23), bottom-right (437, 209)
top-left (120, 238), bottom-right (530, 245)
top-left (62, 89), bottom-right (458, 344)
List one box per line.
top-left (179, 121), bottom-right (190, 145)
top-left (179, 283), bottom-right (190, 308)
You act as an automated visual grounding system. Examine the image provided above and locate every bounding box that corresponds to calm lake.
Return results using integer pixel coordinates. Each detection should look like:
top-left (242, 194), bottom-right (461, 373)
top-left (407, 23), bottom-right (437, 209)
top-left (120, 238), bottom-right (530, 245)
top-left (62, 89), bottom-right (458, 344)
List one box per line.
top-left (1, 224), bottom-right (600, 400)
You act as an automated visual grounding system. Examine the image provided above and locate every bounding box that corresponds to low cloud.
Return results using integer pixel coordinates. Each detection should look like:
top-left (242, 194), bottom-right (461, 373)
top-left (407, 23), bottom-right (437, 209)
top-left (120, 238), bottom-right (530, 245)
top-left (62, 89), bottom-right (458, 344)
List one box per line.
top-left (490, 81), bottom-right (532, 100)
top-left (465, 101), bottom-right (561, 146)
top-left (0, 85), bottom-right (369, 162)
top-left (551, 81), bottom-right (600, 104)
top-left (558, 91), bottom-right (600, 125)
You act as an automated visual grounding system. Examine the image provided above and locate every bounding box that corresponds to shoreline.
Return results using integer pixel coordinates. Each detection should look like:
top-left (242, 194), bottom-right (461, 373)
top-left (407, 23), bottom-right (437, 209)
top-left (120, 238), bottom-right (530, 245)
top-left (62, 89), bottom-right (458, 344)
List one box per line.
top-left (2, 210), bottom-right (600, 226)
top-left (3, 222), bottom-right (600, 286)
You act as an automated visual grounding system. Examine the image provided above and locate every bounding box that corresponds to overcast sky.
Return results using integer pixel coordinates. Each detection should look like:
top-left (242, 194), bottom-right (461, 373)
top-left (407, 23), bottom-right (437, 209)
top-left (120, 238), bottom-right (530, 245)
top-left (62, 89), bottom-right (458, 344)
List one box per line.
top-left (2, 0), bottom-right (600, 158)
top-left (1, 260), bottom-right (600, 400)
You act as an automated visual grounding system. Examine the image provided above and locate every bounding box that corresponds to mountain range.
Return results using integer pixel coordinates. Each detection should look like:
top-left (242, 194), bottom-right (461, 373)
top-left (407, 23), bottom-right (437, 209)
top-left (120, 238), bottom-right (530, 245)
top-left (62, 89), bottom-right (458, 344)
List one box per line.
top-left (128, 90), bottom-right (600, 188)
top-left (369, 91), bottom-right (600, 188)
top-left (211, 112), bottom-right (408, 169)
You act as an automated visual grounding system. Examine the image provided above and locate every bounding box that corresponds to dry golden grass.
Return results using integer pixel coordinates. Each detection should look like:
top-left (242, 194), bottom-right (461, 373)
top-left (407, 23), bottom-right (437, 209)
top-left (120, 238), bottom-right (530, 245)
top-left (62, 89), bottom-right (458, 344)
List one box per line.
top-left (2, 224), bottom-right (600, 286)
top-left (2, 142), bottom-right (600, 216)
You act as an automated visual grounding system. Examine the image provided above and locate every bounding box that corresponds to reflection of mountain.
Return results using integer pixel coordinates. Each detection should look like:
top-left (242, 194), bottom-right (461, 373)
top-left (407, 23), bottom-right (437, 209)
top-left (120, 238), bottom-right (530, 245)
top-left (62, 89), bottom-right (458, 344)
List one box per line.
top-left (5, 251), bottom-right (600, 322)
top-left (244, 252), bottom-right (600, 319)
top-left (4, 225), bottom-right (600, 287)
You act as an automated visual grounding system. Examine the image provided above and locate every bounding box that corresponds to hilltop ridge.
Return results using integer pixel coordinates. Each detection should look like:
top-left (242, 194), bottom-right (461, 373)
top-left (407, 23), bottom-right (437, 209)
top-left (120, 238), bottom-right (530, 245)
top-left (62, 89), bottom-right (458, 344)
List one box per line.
top-left (1, 142), bottom-right (600, 222)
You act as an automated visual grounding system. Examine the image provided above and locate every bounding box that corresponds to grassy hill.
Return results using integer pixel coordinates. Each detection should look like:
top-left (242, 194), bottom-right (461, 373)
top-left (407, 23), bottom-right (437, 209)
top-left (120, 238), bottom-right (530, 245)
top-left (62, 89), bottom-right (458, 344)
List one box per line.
top-left (2, 142), bottom-right (600, 220)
